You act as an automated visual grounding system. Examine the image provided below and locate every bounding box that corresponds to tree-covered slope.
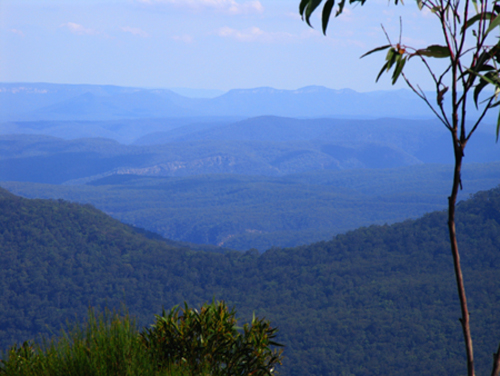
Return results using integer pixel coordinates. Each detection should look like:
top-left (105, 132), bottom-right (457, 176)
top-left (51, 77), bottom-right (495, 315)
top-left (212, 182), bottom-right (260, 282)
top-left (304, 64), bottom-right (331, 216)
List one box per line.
top-left (3, 162), bottom-right (499, 250)
top-left (1, 186), bottom-right (500, 375)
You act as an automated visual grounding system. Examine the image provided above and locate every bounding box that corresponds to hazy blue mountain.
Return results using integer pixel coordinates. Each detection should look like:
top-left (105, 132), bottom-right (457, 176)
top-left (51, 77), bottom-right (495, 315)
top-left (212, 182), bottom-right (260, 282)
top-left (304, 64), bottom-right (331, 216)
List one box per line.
top-left (168, 87), bottom-right (226, 98)
top-left (145, 116), bottom-right (446, 144)
top-left (1, 116), bottom-right (497, 185)
top-left (27, 91), bottom-right (197, 121)
top-left (3, 82), bottom-right (497, 122)
top-left (0, 83), bottom-right (197, 121)
top-left (0, 82), bottom-right (153, 120)
top-left (194, 86), bottom-right (433, 118)
top-left (0, 117), bottom-right (242, 144)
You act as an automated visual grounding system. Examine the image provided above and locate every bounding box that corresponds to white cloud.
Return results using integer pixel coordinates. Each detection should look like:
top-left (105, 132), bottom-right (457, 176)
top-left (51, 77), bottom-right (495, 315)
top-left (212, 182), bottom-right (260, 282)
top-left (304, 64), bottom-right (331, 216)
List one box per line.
top-left (121, 26), bottom-right (149, 38)
top-left (217, 26), bottom-right (294, 42)
top-left (285, 12), bottom-right (302, 21)
top-left (137, 0), bottom-right (263, 15)
top-left (172, 34), bottom-right (194, 43)
top-left (9, 29), bottom-right (25, 37)
top-left (60, 22), bottom-right (98, 36)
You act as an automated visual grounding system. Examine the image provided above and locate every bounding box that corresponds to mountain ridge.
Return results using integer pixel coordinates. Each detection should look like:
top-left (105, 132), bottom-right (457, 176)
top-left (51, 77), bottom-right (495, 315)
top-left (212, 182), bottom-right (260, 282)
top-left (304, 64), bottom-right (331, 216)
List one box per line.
top-left (3, 82), bottom-right (489, 121)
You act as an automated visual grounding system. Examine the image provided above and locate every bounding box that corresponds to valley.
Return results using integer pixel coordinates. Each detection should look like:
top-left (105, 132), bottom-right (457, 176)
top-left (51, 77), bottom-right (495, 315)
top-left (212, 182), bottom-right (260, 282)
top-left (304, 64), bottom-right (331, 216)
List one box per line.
top-left (1, 82), bottom-right (499, 375)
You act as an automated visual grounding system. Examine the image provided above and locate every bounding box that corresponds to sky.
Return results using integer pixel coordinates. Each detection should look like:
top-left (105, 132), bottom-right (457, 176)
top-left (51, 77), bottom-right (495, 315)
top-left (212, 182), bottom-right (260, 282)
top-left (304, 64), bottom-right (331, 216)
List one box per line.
top-left (0, 0), bottom-right (445, 92)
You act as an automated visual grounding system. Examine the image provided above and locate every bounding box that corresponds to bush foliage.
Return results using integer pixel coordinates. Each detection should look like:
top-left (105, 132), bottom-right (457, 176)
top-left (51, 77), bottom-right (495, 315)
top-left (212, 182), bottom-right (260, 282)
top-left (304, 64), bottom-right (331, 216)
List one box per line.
top-left (0, 302), bottom-right (283, 376)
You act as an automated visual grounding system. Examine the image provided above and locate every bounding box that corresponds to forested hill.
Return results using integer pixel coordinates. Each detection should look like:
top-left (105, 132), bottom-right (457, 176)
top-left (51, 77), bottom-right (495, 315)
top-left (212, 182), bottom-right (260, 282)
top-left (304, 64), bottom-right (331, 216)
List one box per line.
top-left (1, 186), bottom-right (500, 376)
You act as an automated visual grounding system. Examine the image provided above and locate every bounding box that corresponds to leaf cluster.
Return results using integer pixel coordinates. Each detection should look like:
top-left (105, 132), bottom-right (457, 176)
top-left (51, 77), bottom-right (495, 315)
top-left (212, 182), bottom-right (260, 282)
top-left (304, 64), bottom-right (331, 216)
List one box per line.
top-left (141, 301), bottom-right (283, 376)
top-left (299, 0), bottom-right (500, 139)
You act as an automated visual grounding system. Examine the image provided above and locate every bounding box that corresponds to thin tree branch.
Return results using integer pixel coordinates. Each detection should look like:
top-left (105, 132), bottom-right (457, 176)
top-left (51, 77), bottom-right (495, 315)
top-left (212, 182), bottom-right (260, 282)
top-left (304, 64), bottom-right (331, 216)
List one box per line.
top-left (491, 342), bottom-right (500, 376)
top-left (466, 95), bottom-right (495, 141)
top-left (402, 73), bottom-right (452, 128)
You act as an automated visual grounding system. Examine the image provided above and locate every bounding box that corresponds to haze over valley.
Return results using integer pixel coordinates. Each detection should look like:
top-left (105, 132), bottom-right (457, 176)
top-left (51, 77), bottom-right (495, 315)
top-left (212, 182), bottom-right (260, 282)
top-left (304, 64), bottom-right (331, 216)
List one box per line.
top-left (1, 81), bottom-right (499, 375)
top-left (1, 82), bottom-right (499, 251)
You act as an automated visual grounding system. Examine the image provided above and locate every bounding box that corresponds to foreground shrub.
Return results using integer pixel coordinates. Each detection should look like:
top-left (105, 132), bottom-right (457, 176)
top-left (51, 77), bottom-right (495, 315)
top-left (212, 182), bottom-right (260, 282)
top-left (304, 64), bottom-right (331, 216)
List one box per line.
top-left (0, 308), bottom-right (194, 376)
top-left (0, 303), bottom-right (282, 376)
top-left (140, 301), bottom-right (284, 376)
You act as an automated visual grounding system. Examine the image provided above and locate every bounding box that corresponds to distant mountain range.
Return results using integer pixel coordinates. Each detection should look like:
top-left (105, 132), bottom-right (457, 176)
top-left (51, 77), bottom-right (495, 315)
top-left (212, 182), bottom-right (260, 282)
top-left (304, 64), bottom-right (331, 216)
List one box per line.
top-left (2, 82), bottom-right (497, 122)
top-left (0, 117), bottom-right (498, 186)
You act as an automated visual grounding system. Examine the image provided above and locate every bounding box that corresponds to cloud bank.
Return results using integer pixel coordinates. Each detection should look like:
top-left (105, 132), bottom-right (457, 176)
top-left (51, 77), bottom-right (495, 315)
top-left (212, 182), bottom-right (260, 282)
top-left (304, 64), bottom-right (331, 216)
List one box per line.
top-left (121, 26), bottom-right (149, 38)
top-left (60, 22), bottom-right (98, 36)
top-left (137, 0), bottom-right (263, 15)
top-left (217, 26), bottom-right (294, 43)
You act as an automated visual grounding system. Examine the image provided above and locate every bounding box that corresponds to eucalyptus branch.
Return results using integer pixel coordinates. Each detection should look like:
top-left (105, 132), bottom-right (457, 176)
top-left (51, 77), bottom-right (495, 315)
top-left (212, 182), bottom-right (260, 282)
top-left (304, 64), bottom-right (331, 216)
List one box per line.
top-left (438, 64), bottom-right (453, 87)
top-left (418, 54), bottom-right (443, 88)
top-left (452, 3), bottom-right (459, 41)
top-left (439, 8), bottom-right (456, 61)
top-left (381, 24), bottom-right (392, 45)
top-left (457, 0), bottom-right (470, 54)
top-left (491, 342), bottom-right (500, 376)
top-left (466, 95), bottom-right (495, 141)
top-left (457, 63), bottom-right (470, 114)
top-left (402, 73), bottom-right (451, 128)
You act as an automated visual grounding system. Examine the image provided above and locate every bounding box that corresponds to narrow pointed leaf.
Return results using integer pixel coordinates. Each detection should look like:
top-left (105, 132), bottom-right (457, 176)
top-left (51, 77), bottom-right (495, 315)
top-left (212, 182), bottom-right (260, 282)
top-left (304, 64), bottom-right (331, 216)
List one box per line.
top-left (497, 110), bottom-right (500, 141)
top-left (464, 12), bottom-right (493, 30)
top-left (299, 0), bottom-right (309, 18)
top-left (376, 62), bottom-right (389, 82)
top-left (305, 0), bottom-right (323, 26)
top-left (322, 0), bottom-right (335, 34)
top-left (336, 0), bottom-right (346, 16)
top-left (489, 100), bottom-right (500, 108)
top-left (386, 48), bottom-right (398, 69)
top-left (416, 45), bottom-right (450, 58)
top-left (472, 0), bottom-right (478, 13)
top-left (392, 56), bottom-right (407, 84)
top-left (473, 80), bottom-right (488, 107)
top-left (360, 44), bottom-right (391, 58)
top-left (486, 14), bottom-right (500, 35)
top-left (416, 0), bottom-right (423, 10)
top-left (385, 47), bottom-right (395, 61)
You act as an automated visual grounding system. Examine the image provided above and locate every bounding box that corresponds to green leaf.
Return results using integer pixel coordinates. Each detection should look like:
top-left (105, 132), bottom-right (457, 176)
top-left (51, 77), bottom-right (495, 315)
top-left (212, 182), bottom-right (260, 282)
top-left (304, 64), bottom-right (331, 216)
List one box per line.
top-left (385, 47), bottom-right (395, 61)
top-left (376, 62), bottom-right (389, 82)
top-left (392, 56), bottom-right (407, 84)
top-left (464, 12), bottom-right (493, 31)
top-left (497, 109), bottom-right (500, 141)
top-left (489, 100), bottom-right (500, 108)
top-left (473, 79), bottom-right (488, 107)
top-left (472, 0), bottom-right (479, 13)
top-left (360, 44), bottom-right (391, 58)
top-left (299, 0), bottom-right (309, 18)
top-left (336, 0), bottom-right (346, 16)
top-left (416, 0), bottom-right (423, 10)
top-left (415, 45), bottom-right (450, 58)
top-left (486, 13), bottom-right (500, 35)
top-left (322, 0), bottom-right (335, 34)
top-left (305, 0), bottom-right (323, 27)
top-left (386, 48), bottom-right (398, 69)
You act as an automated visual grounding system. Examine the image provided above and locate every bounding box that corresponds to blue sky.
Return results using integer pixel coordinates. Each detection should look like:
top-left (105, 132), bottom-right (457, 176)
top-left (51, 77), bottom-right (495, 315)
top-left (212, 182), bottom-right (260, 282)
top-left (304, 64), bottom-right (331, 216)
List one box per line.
top-left (1, 0), bottom-right (443, 92)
